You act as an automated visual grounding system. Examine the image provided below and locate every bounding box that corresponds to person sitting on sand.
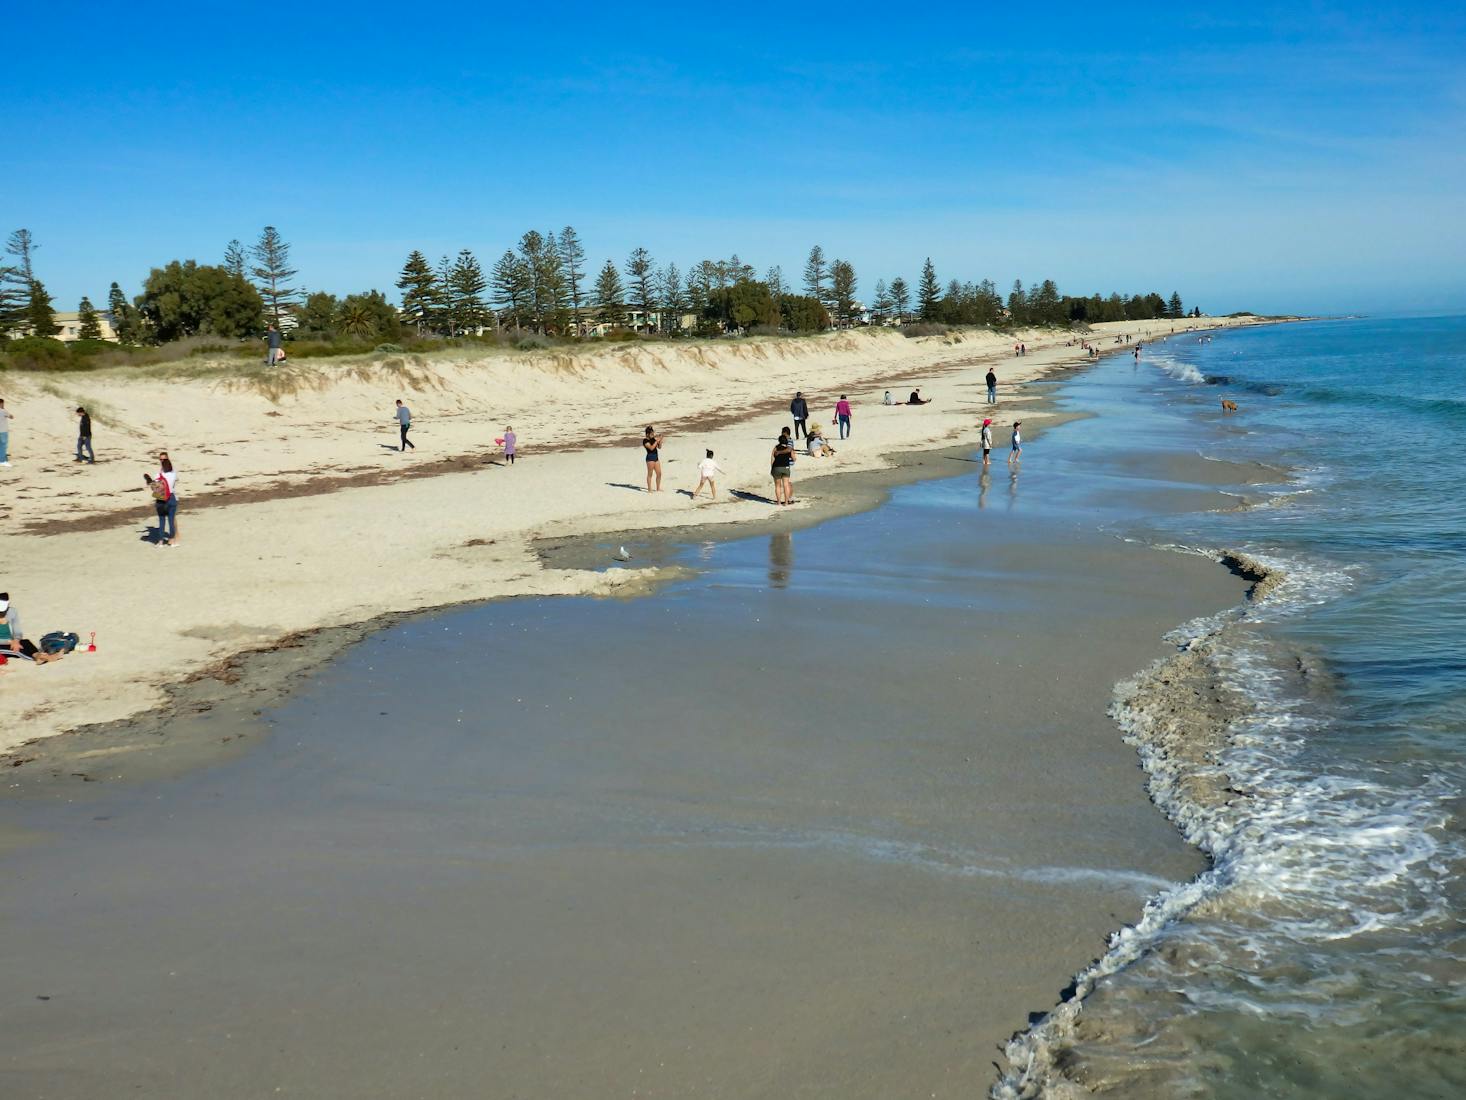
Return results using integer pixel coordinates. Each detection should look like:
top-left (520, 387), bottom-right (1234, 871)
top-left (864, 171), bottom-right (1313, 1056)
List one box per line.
top-left (0, 593), bottom-right (62, 664)
top-left (907, 388), bottom-right (931, 405)
top-left (883, 390), bottom-right (894, 406)
top-left (806, 424), bottom-right (836, 457)
top-left (690, 449), bottom-right (723, 500)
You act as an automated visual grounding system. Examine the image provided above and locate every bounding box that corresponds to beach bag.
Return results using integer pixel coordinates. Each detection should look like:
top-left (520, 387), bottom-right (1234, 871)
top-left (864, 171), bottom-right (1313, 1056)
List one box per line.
top-left (150, 477), bottom-right (171, 501)
top-left (40, 631), bottom-right (79, 655)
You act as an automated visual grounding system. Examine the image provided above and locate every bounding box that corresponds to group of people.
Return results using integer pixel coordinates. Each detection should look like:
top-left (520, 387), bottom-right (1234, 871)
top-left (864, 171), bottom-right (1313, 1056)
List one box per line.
top-left (393, 399), bottom-right (516, 464)
top-left (0, 401), bottom-right (102, 467)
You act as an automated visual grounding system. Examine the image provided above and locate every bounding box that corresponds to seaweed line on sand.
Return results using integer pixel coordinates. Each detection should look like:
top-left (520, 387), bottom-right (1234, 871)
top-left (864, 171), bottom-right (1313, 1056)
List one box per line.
top-left (991, 550), bottom-right (1287, 1099)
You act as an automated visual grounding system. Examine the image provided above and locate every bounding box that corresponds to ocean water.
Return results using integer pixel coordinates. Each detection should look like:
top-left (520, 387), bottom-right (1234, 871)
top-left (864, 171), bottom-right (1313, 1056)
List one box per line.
top-left (999, 315), bottom-right (1466, 1098)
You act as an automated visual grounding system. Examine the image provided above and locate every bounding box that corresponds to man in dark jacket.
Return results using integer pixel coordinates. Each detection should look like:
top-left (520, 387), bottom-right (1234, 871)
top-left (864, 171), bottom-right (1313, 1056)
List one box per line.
top-left (790, 391), bottom-right (809, 439)
top-left (75, 407), bottom-right (94, 463)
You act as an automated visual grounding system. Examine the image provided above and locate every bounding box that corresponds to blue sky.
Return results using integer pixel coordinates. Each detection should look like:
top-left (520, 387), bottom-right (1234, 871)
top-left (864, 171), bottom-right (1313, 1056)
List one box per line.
top-left (8, 2), bottom-right (1464, 315)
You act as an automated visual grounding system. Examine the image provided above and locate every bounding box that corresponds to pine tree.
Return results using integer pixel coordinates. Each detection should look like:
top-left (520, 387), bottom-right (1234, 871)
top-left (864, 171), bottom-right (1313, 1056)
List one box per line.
top-left (6, 229), bottom-right (37, 283)
top-left (872, 279), bottom-right (891, 324)
top-left (224, 239), bottom-right (247, 280)
top-left (23, 279), bottom-right (58, 336)
top-left (918, 258), bottom-right (941, 321)
top-left (449, 249), bottom-right (490, 334)
top-left (594, 260), bottom-right (625, 325)
top-left (1169, 291), bottom-right (1184, 318)
top-left (830, 259), bottom-right (858, 326)
top-left (686, 262), bottom-right (712, 316)
top-left (517, 231), bottom-right (549, 331)
top-left (396, 251), bottom-right (438, 334)
top-left (434, 255), bottom-right (455, 335)
top-left (658, 264), bottom-right (685, 333)
top-left (77, 296), bottom-right (102, 340)
top-left (250, 226), bottom-right (299, 326)
top-left (107, 281), bottom-right (139, 344)
top-left (558, 226), bottom-right (587, 333)
top-left (1007, 280), bottom-right (1027, 324)
top-left (539, 229), bottom-right (569, 333)
top-left (803, 245), bottom-right (827, 304)
top-left (490, 250), bottom-right (531, 331)
top-left (624, 247), bottom-right (656, 330)
top-left (888, 276), bottom-right (911, 322)
top-left (1, 229), bottom-right (37, 334)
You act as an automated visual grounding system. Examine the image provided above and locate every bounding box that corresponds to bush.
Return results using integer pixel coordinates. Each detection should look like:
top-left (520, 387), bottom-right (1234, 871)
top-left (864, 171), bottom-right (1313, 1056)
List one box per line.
top-left (2, 336), bottom-right (78, 370)
top-left (374, 343), bottom-right (404, 353)
top-left (900, 322), bottom-right (950, 338)
top-left (514, 333), bottom-right (552, 350)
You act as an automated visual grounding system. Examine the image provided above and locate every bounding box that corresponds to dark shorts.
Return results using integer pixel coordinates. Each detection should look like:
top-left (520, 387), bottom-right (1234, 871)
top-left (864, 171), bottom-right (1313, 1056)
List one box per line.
top-left (771, 467), bottom-right (791, 479)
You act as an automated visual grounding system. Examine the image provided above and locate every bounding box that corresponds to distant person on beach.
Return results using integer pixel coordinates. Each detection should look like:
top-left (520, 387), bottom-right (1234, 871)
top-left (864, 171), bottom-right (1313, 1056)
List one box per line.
top-left (883, 390), bottom-right (894, 406)
top-left (75, 406), bottom-right (94, 464)
top-left (835, 395), bottom-right (852, 439)
top-left (264, 324), bottom-right (283, 367)
top-left (690, 449), bottom-right (723, 500)
top-left (395, 399), bottom-right (414, 451)
top-left (1020, 343), bottom-right (1027, 356)
top-left (771, 428), bottom-right (795, 505)
top-left (1008, 421), bottom-right (1022, 465)
top-left (0, 593), bottom-right (63, 664)
top-left (986, 369), bottom-right (997, 404)
top-left (643, 426), bottom-right (664, 491)
top-left (907, 388), bottom-right (931, 405)
top-left (502, 426), bottom-right (516, 465)
top-left (790, 392), bottom-right (809, 439)
top-left (1014, 343), bottom-right (1020, 357)
top-left (981, 418), bottom-right (993, 465)
top-left (143, 452), bottom-right (179, 546)
top-left (0, 397), bottom-right (11, 467)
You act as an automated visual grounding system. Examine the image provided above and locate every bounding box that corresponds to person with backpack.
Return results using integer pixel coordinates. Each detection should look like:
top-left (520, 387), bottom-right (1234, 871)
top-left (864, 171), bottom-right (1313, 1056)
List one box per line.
top-left (144, 452), bottom-right (180, 547)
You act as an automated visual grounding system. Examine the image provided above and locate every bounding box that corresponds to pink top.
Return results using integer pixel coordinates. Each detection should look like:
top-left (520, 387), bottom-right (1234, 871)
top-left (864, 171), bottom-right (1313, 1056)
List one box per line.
top-left (835, 399), bottom-right (852, 417)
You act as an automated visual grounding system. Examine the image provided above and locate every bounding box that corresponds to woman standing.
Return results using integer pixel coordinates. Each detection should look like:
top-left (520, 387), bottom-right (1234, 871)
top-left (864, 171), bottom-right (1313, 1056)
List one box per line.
top-left (771, 428), bottom-right (795, 505)
top-left (643, 426), bottom-right (665, 492)
top-left (145, 452), bottom-right (180, 546)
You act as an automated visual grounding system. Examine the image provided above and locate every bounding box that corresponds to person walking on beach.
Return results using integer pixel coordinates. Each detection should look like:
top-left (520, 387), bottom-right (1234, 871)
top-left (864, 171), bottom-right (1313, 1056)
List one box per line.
top-left (690, 449), bottom-right (724, 500)
top-left (986, 368), bottom-right (998, 404)
top-left (643, 426), bottom-right (665, 491)
top-left (264, 324), bottom-right (283, 367)
top-left (771, 428), bottom-right (795, 505)
top-left (981, 418), bottom-right (993, 465)
top-left (395, 399), bottom-right (414, 451)
top-left (834, 394), bottom-right (852, 439)
top-left (1008, 421), bottom-right (1022, 466)
top-left (790, 391), bottom-right (809, 440)
top-left (0, 398), bottom-right (11, 467)
top-left (502, 426), bottom-right (516, 465)
top-left (144, 452), bottom-right (179, 546)
top-left (75, 407), bottom-right (95, 464)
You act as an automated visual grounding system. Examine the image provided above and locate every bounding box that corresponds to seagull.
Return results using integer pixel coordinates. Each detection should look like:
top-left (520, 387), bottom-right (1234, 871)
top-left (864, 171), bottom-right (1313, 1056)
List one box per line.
top-left (613, 546), bottom-right (631, 561)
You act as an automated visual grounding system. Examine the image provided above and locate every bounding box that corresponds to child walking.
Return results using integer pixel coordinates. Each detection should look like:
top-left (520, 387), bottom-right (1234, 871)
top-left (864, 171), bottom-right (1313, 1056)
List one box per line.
top-left (690, 449), bottom-right (724, 500)
top-left (1008, 421), bottom-right (1022, 465)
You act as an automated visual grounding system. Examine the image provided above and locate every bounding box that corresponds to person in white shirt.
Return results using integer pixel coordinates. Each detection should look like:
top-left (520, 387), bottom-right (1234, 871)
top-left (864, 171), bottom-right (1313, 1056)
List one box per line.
top-left (690, 449), bottom-right (725, 500)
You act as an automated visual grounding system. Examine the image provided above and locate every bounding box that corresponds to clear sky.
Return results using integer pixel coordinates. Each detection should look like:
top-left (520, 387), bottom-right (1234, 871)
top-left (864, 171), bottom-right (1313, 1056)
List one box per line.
top-left (8, 1), bottom-right (1464, 316)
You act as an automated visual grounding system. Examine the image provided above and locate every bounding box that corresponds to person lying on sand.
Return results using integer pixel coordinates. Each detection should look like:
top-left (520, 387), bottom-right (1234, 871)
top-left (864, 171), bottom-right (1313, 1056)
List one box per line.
top-left (0, 593), bottom-right (63, 664)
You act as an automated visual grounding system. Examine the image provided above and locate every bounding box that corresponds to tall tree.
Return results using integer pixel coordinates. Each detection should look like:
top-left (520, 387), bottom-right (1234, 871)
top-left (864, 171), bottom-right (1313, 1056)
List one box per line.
top-left (803, 245), bottom-right (827, 304)
top-left (517, 231), bottom-right (549, 331)
top-left (449, 249), bottom-right (490, 334)
top-left (1, 229), bottom-right (37, 333)
top-left (107, 281), bottom-right (139, 344)
top-left (434, 255), bottom-right (456, 335)
top-left (337, 290), bottom-right (401, 340)
top-left (686, 262), bottom-right (712, 316)
top-left (135, 261), bottom-right (263, 342)
top-left (657, 264), bottom-right (685, 333)
top-left (1030, 279), bottom-right (1062, 325)
top-left (1169, 291), bottom-right (1184, 318)
top-left (490, 250), bottom-right (531, 331)
top-left (1007, 280), bottom-right (1027, 324)
top-left (24, 279), bottom-right (59, 336)
top-left (872, 279), bottom-right (891, 324)
top-left (223, 239), bottom-right (247, 280)
top-left (917, 258), bottom-right (942, 321)
top-left (250, 225), bottom-right (299, 326)
top-left (888, 276), bottom-right (911, 321)
top-left (539, 229), bottom-right (569, 333)
top-left (77, 295), bottom-right (103, 340)
top-left (624, 247), bottom-right (656, 330)
top-left (558, 226), bottom-right (587, 333)
top-left (395, 250), bottom-right (438, 334)
top-left (6, 229), bottom-right (37, 283)
top-left (830, 259), bottom-right (858, 326)
top-left (593, 260), bottom-right (625, 325)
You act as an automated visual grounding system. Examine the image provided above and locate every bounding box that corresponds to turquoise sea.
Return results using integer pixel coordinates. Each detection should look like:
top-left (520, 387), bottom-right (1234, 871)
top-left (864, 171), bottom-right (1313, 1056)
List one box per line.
top-left (1001, 315), bottom-right (1466, 1097)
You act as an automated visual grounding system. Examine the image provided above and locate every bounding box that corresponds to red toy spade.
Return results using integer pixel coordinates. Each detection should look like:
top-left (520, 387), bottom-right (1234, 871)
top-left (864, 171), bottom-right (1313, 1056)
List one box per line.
top-left (87, 631), bottom-right (97, 653)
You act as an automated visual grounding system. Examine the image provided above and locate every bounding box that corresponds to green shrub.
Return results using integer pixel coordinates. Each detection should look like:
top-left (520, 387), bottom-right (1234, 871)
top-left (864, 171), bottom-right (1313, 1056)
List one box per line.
top-left (2, 336), bottom-right (78, 370)
top-left (374, 343), bottom-right (404, 353)
top-left (900, 322), bottom-right (949, 338)
top-left (514, 333), bottom-right (552, 350)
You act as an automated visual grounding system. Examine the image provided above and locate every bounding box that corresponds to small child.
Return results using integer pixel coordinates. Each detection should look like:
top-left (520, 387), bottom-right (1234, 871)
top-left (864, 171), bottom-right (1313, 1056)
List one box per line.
top-left (691, 449), bottom-right (724, 500)
top-left (503, 426), bottom-right (516, 465)
top-left (1008, 421), bottom-right (1022, 464)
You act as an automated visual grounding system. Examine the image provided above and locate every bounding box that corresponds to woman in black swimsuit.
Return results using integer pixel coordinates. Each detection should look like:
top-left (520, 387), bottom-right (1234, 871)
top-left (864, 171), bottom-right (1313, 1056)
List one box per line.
top-left (643, 426), bottom-right (665, 492)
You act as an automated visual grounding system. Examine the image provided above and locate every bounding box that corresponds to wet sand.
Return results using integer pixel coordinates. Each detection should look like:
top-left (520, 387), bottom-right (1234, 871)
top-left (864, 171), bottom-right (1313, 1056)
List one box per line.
top-left (0, 356), bottom-right (1267, 1098)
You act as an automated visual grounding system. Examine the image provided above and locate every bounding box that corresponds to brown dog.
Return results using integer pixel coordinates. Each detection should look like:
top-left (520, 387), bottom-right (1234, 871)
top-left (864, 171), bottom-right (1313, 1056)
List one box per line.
top-left (1221, 399), bottom-right (1239, 413)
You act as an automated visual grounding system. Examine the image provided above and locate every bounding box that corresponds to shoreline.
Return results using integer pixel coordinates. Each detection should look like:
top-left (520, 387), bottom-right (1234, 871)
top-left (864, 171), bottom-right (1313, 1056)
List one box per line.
top-left (1, 316), bottom-right (1291, 765)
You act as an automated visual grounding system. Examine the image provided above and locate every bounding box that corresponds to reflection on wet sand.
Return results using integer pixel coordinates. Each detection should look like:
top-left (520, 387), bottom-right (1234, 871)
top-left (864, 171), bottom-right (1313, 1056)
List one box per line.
top-left (768, 531), bottom-right (793, 588)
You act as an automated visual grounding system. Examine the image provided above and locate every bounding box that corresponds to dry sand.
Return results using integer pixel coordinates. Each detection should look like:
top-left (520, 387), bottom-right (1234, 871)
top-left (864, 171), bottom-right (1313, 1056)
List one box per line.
top-left (0, 317), bottom-right (1261, 755)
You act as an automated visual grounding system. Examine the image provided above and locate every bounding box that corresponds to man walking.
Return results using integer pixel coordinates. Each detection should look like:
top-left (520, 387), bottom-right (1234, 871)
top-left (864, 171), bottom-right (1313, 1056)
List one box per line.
top-left (75, 406), bottom-right (95, 464)
top-left (0, 398), bottom-right (10, 467)
top-left (395, 399), bottom-right (415, 451)
top-left (986, 368), bottom-right (998, 404)
top-left (264, 324), bottom-right (283, 367)
top-left (790, 391), bottom-right (809, 440)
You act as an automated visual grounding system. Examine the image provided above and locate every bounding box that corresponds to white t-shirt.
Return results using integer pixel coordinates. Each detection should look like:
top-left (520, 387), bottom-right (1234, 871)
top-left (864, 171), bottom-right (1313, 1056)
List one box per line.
top-left (161, 469), bottom-right (179, 498)
top-left (697, 458), bottom-right (722, 479)
top-left (0, 407), bottom-right (10, 431)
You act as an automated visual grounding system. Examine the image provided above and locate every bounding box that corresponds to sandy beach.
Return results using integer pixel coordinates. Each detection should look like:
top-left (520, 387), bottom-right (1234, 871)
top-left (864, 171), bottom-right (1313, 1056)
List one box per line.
top-left (0, 317), bottom-right (1258, 757)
